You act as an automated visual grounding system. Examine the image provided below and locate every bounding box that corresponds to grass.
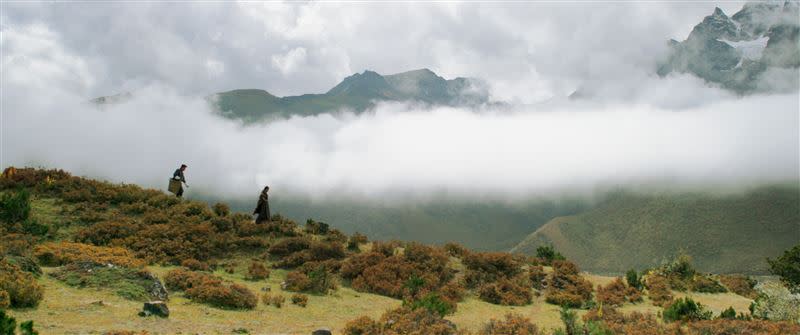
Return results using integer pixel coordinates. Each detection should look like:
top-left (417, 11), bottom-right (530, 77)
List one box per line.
top-left (512, 185), bottom-right (800, 274)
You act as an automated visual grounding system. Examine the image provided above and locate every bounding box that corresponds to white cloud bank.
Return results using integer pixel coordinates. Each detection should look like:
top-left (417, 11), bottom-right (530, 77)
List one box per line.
top-left (1, 2), bottom-right (798, 202)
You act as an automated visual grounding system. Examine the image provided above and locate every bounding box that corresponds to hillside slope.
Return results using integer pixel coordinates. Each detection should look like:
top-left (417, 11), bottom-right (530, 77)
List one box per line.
top-left (511, 185), bottom-right (800, 274)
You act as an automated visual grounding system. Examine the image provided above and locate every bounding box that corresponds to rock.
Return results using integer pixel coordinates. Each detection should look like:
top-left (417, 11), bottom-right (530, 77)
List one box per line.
top-left (280, 281), bottom-right (288, 290)
top-left (312, 329), bottom-right (332, 335)
top-left (141, 272), bottom-right (169, 301)
top-left (90, 300), bottom-right (105, 307)
top-left (138, 301), bottom-right (169, 318)
top-left (261, 286), bottom-right (271, 292)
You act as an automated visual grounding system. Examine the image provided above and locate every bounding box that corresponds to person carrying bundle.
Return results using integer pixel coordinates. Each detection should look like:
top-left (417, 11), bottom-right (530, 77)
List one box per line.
top-left (253, 186), bottom-right (271, 223)
top-left (168, 164), bottom-right (189, 197)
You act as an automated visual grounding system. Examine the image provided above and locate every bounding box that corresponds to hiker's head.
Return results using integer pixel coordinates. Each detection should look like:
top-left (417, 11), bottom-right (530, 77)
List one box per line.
top-left (180, 164), bottom-right (187, 171)
top-left (263, 186), bottom-right (270, 193)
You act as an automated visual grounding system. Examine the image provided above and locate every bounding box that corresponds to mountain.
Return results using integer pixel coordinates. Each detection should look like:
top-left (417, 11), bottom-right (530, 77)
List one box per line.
top-left (210, 69), bottom-right (491, 123)
top-left (511, 184), bottom-right (800, 274)
top-left (657, 1), bottom-right (799, 93)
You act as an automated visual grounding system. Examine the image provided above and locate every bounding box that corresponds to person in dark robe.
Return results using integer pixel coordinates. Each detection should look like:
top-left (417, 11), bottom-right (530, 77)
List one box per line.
top-left (173, 164), bottom-right (188, 197)
top-left (254, 186), bottom-right (271, 223)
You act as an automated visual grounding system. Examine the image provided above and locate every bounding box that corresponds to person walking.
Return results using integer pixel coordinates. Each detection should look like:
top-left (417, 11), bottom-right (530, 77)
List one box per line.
top-left (253, 186), bottom-right (271, 223)
top-left (172, 164), bottom-right (188, 197)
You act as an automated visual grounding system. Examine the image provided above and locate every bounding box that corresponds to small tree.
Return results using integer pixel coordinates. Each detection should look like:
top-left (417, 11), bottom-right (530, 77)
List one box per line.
top-left (768, 245), bottom-right (800, 294)
top-left (536, 245), bottom-right (565, 264)
top-left (625, 269), bottom-right (643, 290)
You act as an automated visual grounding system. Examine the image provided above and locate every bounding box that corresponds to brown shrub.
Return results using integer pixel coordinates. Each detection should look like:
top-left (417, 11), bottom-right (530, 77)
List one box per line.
top-left (246, 262), bottom-right (270, 281)
top-left (479, 313), bottom-right (544, 335)
top-left (685, 319), bottom-right (800, 335)
top-left (186, 283), bottom-right (257, 310)
top-left (478, 277), bottom-right (532, 306)
top-left (346, 244), bottom-right (452, 300)
top-left (284, 263), bottom-right (337, 294)
top-left (343, 316), bottom-right (381, 335)
top-left (262, 293), bottom-right (286, 308)
top-left (597, 277), bottom-right (627, 306)
top-left (443, 242), bottom-right (468, 258)
top-left (370, 241), bottom-right (400, 257)
top-left (268, 237), bottom-right (311, 258)
top-left (463, 252), bottom-right (521, 288)
top-left (290, 293), bottom-right (308, 307)
top-left (0, 233), bottom-right (34, 256)
top-left (645, 275), bottom-right (674, 307)
top-left (212, 203), bottom-right (230, 217)
top-left (181, 258), bottom-right (210, 272)
top-left (719, 275), bottom-right (758, 299)
top-left (0, 258), bottom-right (44, 308)
top-left (34, 242), bottom-right (144, 268)
top-left (0, 290), bottom-right (9, 309)
top-left (544, 260), bottom-right (593, 308)
top-left (75, 220), bottom-right (141, 245)
top-left (529, 265), bottom-right (547, 290)
top-left (584, 307), bottom-right (671, 335)
top-left (164, 268), bottom-right (256, 309)
top-left (378, 307), bottom-right (459, 335)
top-left (347, 232), bottom-right (369, 251)
top-left (440, 280), bottom-right (466, 303)
top-left (341, 252), bottom-right (386, 281)
top-left (625, 286), bottom-right (643, 303)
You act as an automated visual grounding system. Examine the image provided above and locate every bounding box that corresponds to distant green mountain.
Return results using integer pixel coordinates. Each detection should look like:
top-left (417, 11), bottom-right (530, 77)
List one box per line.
top-left (511, 184), bottom-right (800, 274)
top-left (657, 2), bottom-right (799, 93)
top-left (210, 69), bottom-right (491, 123)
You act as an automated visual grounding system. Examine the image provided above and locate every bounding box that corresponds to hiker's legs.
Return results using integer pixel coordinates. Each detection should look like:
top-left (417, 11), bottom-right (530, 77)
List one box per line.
top-left (176, 187), bottom-right (183, 198)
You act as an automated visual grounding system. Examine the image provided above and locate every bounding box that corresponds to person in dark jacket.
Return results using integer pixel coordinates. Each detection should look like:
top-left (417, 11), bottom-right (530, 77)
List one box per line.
top-left (253, 186), bottom-right (271, 223)
top-left (173, 164), bottom-right (188, 197)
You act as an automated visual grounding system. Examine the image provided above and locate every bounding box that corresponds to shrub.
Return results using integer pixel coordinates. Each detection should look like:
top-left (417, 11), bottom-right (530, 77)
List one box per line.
top-left (559, 306), bottom-right (579, 335)
top-left (662, 297), bottom-right (712, 322)
top-left (347, 232), bottom-right (368, 251)
top-left (379, 307), bottom-right (458, 334)
top-left (750, 281), bottom-right (800, 322)
top-left (0, 189), bottom-right (31, 223)
top-left (645, 275), bottom-right (673, 307)
top-left (691, 275), bottom-right (727, 293)
top-left (478, 278), bottom-right (532, 306)
top-left (545, 260), bottom-right (593, 308)
top-left (0, 258), bottom-right (44, 308)
top-left (284, 263), bottom-right (336, 294)
top-left (0, 310), bottom-right (15, 334)
top-left (535, 245), bottom-right (565, 265)
top-left (181, 258), bottom-right (210, 272)
top-left (719, 275), bottom-right (757, 299)
top-left (439, 280), bottom-right (466, 303)
top-left (34, 242), bottom-right (145, 268)
top-left (625, 269), bottom-right (643, 290)
top-left (463, 252), bottom-right (521, 288)
top-left (262, 293), bottom-right (285, 308)
top-left (290, 293), bottom-right (308, 307)
top-left (719, 306), bottom-right (737, 320)
top-left (165, 269), bottom-right (256, 309)
top-left (529, 265), bottom-right (547, 290)
top-left (405, 293), bottom-right (455, 317)
top-left (479, 313), bottom-right (543, 335)
top-left (246, 262), bottom-right (270, 281)
top-left (597, 278), bottom-right (627, 306)
top-left (212, 203), bottom-right (230, 217)
top-left (343, 316), bottom-right (380, 335)
top-left (443, 242), bottom-right (468, 258)
top-left (685, 319), bottom-right (800, 334)
top-left (304, 219), bottom-right (329, 235)
top-left (767, 244), bottom-right (800, 294)
top-left (268, 237), bottom-right (311, 258)
top-left (0, 290), bottom-right (9, 308)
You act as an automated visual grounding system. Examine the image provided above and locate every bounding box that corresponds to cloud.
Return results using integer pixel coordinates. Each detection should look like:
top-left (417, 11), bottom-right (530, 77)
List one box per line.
top-left (1, 2), bottom-right (798, 203)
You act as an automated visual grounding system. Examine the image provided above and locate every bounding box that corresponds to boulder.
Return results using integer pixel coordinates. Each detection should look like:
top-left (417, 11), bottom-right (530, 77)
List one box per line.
top-left (312, 329), bottom-right (332, 335)
top-left (138, 301), bottom-right (169, 318)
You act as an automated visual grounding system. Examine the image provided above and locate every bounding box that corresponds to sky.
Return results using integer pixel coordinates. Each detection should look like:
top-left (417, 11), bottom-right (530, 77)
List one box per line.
top-left (2, 1), bottom-right (798, 201)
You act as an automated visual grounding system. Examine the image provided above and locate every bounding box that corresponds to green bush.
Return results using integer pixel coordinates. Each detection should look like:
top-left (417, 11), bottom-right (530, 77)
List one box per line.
top-left (625, 269), bottom-right (643, 290)
top-left (0, 258), bottom-right (44, 308)
top-left (0, 189), bottom-right (30, 223)
top-left (691, 275), bottom-right (727, 293)
top-left (405, 293), bottom-right (455, 317)
top-left (719, 306), bottom-right (737, 319)
top-left (535, 245), bottom-right (565, 264)
top-left (662, 297), bottom-right (712, 322)
top-left (768, 244), bottom-right (800, 294)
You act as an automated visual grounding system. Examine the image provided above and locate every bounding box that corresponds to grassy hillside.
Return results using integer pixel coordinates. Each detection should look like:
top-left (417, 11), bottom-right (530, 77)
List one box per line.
top-left (216, 196), bottom-right (590, 251)
top-left (511, 185), bottom-right (800, 274)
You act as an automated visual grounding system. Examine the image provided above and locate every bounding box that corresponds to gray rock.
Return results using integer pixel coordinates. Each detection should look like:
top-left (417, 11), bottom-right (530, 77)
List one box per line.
top-left (139, 301), bottom-right (169, 318)
top-left (312, 329), bottom-right (332, 335)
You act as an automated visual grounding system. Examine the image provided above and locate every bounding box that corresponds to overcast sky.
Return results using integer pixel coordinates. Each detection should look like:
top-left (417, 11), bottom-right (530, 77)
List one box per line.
top-left (2, 2), bottom-right (797, 200)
